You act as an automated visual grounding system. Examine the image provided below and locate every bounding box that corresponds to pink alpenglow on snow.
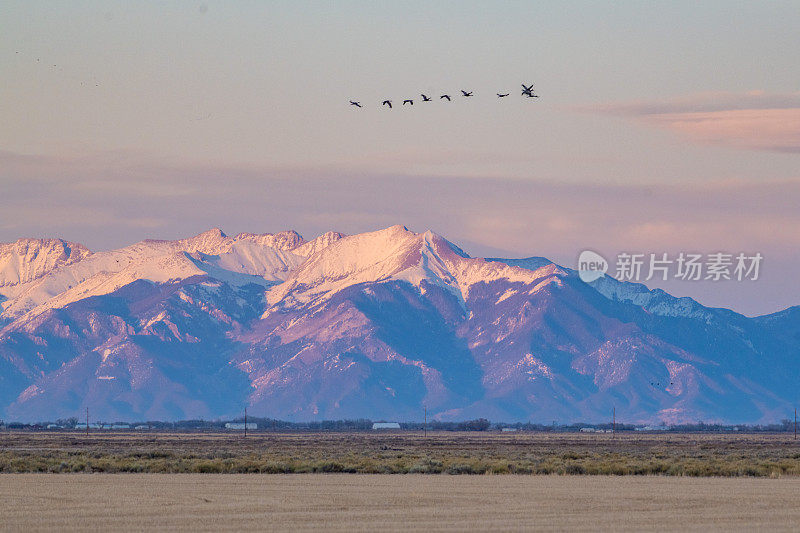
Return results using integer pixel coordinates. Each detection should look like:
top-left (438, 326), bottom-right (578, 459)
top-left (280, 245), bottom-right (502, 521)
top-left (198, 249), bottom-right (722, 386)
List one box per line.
top-left (0, 226), bottom-right (798, 424)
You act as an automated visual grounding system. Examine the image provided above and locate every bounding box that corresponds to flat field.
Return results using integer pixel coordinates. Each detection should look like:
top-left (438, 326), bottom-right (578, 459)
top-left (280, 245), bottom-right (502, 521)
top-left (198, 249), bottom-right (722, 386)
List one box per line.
top-left (1, 431), bottom-right (799, 476)
top-left (2, 473), bottom-right (800, 531)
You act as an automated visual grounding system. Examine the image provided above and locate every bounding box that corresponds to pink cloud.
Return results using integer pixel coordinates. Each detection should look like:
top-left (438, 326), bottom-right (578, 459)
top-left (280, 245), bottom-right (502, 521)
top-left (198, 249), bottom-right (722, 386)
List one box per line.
top-left (646, 108), bottom-right (800, 153)
top-left (584, 92), bottom-right (800, 153)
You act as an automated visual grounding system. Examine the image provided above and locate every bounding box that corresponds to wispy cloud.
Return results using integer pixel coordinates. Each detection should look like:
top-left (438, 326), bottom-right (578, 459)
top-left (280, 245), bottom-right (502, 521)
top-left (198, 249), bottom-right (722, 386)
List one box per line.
top-left (582, 92), bottom-right (800, 153)
top-left (3, 150), bottom-right (799, 253)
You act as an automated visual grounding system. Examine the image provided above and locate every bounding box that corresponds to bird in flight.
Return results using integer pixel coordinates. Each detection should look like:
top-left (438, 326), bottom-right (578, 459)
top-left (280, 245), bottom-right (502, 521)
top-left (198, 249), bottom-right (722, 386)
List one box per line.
top-left (440, 94), bottom-right (451, 101)
top-left (497, 93), bottom-right (509, 97)
top-left (521, 84), bottom-right (539, 98)
top-left (403, 99), bottom-right (413, 105)
top-left (382, 100), bottom-right (392, 108)
top-left (349, 101), bottom-right (362, 108)
top-left (421, 94), bottom-right (432, 102)
top-left (461, 90), bottom-right (473, 97)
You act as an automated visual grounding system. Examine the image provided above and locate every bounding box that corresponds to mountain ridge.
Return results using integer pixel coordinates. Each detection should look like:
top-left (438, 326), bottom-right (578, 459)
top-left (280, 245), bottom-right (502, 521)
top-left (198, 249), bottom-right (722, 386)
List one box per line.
top-left (0, 226), bottom-right (796, 423)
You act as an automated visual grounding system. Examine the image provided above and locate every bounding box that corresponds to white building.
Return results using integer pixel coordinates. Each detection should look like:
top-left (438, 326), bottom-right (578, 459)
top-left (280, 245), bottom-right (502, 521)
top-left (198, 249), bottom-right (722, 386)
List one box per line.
top-left (75, 423), bottom-right (103, 430)
top-left (372, 422), bottom-right (401, 430)
top-left (225, 422), bottom-right (257, 430)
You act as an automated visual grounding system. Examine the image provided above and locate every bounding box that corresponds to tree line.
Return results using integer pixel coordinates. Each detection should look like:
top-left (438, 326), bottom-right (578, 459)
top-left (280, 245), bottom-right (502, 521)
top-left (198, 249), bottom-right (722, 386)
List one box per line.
top-left (1, 417), bottom-right (797, 433)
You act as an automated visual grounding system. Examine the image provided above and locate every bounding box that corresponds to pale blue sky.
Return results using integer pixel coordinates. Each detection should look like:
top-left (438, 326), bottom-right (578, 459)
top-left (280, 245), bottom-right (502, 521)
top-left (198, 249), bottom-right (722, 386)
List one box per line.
top-left (1, 1), bottom-right (799, 315)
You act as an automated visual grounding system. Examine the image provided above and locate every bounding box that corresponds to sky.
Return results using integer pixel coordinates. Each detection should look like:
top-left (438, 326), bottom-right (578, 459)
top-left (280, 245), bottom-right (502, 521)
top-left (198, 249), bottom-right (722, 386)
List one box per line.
top-left (1, 1), bottom-right (799, 316)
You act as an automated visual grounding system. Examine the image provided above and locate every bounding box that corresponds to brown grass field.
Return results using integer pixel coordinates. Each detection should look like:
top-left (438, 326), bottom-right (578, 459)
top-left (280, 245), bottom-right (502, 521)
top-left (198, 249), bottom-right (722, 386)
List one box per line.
top-left (1, 430), bottom-right (800, 476)
top-left (2, 473), bottom-right (800, 531)
top-left (3, 432), bottom-right (800, 531)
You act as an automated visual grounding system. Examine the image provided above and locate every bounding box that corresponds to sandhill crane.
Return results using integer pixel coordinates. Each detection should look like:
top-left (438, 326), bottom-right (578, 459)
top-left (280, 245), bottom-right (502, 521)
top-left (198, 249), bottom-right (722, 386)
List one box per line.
top-left (521, 84), bottom-right (539, 97)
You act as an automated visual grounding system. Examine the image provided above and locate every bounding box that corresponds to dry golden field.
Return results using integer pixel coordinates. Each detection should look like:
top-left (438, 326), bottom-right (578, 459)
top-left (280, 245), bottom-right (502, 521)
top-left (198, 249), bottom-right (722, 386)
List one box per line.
top-left (2, 473), bottom-right (800, 531)
top-left (1, 431), bottom-right (800, 476)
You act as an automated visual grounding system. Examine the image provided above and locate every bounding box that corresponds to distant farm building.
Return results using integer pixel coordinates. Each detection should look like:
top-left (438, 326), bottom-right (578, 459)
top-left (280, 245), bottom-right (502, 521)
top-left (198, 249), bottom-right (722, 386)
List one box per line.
top-left (501, 427), bottom-right (518, 432)
top-left (372, 422), bottom-right (401, 430)
top-left (225, 422), bottom-right (257, 430)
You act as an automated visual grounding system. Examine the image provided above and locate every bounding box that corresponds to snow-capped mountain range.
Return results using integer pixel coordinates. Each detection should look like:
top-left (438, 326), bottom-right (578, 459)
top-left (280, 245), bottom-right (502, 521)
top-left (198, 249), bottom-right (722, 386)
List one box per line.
top-left (1, 226), bottom-right (797, 423)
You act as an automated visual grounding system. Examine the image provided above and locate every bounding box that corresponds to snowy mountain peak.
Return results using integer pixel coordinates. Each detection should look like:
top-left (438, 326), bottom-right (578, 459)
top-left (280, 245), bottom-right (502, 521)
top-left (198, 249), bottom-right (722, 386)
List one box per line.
top-left (234, 230), bottom-right (305, 251)
top-left (178, 228), bottom-right (230, 254)
top-left (265, 226), bottom-right (554, 309)
top-left (0, 238), bottom-right (91, 288)
top-left (0, 228), bottom-right (309, 322)
top-left (139, 227), bottom-right (228, 255)
top-left (294, 231), bottom-right (346, 257)
top-left (202, 227), bottom-right (227, 239)
top-left (265, 225), bottom-right (424, 306)
top-left (0, 225), bottom-right (797, 424)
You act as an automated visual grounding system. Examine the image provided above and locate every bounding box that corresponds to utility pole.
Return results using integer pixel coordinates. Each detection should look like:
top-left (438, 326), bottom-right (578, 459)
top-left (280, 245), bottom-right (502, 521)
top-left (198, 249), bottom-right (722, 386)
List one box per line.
top-left (424, 406), bottom-right (427, 438)
top-left (244, 407), bottom-right (247, 438)
top-left (794, 407), bottom-right (797, 441)
top-left (86, 407), bottom-right (89, 437)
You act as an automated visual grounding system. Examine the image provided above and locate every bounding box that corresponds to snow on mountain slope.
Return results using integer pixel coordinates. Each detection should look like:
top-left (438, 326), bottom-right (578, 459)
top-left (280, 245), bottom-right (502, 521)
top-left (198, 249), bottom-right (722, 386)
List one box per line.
top-left (266, 225), bottom-right (445, 307)
top-left (232, 230), bottom-right (305, 251)
top-left (0, 228), bottom-right (326, 322)
top-left (266, 225), bottom-right (564, 310)
top-left (196, 241), bottom-right (302, 282)
top-left (293, 231), bottom-right (346, 257)
top-left (0, 238), bottom-right (91, 289)
top-left (199, 231), bottom-right (345, 283)
top-left (2, 239), bottom-right (204, 320)
top-left (2, 277), bottom-right (259, 420)
top-left (487, 257), bottom-right (715, 320)
top-left (588, 275), bottom-right (714, 320)
top-left (0, 225), bottom-right (797, 423)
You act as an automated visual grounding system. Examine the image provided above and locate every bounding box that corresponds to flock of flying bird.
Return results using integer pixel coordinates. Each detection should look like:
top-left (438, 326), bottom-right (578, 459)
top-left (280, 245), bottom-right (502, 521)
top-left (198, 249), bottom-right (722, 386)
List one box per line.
top-left (349, 83), bottom-right (539, 108)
